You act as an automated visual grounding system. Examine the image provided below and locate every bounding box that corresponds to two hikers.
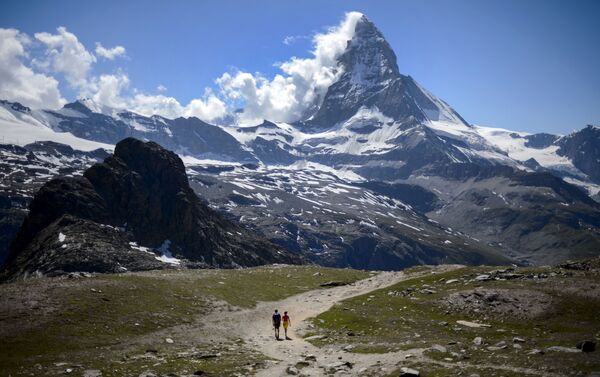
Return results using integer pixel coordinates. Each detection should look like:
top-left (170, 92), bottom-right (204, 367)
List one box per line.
top-left (272, 309), bottom-right (292, 340)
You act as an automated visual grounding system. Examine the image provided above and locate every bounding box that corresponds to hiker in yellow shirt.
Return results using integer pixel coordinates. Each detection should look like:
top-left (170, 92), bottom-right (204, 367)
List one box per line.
top-left (282, 311), bottom-right (291, 340)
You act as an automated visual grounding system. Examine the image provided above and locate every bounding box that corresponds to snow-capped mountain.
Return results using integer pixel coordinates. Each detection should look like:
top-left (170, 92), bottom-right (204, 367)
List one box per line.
top-left (302, 15), bottom-right (466, 130)
top-left (0, 99), bottom-right (255, 162)
top-left (1, 15), bottom-right (600, 268)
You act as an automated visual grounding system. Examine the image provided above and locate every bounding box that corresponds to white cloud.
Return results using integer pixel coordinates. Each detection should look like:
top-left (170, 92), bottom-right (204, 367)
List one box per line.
top-left (76, 73), bottom-right (227, 122)
top-left (217, 11), bottom-right (363, 125)
top-left (34, 26), bottom-right (96, 90)
top-left (89, 72), bottom-right (130, 109)
top-left (282, 35), bottom-right (309, 46)
top-left (0, 28), bottom-right (66, 109)
top-left (128, 91), bottom-right (227, 122)
top-left (28, 25), bottom-right (226, 122)
top-left (128, 94), bottom-right (183, 118)
top-left (182, 89), bottom-right (227, 120)
top-left (95, 43), bottom-right (126, 60)
top-left (0, 12), bottom-right (363, 124)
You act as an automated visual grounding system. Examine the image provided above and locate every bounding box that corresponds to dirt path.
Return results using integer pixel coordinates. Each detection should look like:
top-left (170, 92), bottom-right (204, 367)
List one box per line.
top-left (203, 266), bottom-right (454, 376)
top-left (202, 264), bottom-right (564, 376)
top-left (247, 270), bottom-right (412, 376)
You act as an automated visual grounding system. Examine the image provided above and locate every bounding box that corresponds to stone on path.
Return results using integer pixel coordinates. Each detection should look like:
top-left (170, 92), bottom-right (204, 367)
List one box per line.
top-left (457, 320), bottom-right (491, 328)
top-left (82, 370), bottom-right (102, 377)
top-left (304, 354), bottom-right (317, 361)
top-left (286, 365), bottom-right (299, 375)
top-left (546, 346), bottom-right (581, 353)
top-left (527, 349), bottom-right (544, 355)
top-left (400, 367), bottom-right (420, 376)
top-left (304, 335), bottom-right (327, 341)
top-left (295, 360), bottom-right (310, 368)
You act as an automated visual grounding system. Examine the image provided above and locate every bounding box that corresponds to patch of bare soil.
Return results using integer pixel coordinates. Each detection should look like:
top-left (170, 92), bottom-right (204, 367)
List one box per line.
top-left (439, 288), bottom-right (553, 319)
top-left (0, 280), bottom-right (62, 337)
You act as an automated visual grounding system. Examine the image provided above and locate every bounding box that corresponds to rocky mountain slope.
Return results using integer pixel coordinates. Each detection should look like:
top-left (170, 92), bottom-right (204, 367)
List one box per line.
top-left (1, 14), bottom-right (599, 267)
top-left (1, 138), bottom-right (301, 280)
top-left (188, 163), bottom-right (511, 269)
top-left (0, 141), bottom-right (109, 266)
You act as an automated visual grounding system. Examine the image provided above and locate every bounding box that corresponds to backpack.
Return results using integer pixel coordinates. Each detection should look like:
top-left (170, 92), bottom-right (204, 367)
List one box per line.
top-left (272, 313), bottom-right (281, 324)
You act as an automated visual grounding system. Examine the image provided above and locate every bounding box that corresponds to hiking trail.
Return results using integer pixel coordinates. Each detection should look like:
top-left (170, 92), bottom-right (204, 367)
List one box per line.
top-left (205, 265), bottom-right (457, 376)
top-left (204, 264), bottom-right (561, 376)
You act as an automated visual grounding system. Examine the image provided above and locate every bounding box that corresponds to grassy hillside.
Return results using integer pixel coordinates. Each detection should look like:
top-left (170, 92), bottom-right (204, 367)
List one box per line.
top-left (0, 265), bottom-right (369, 376)
top-left (304, 263), bottom-right (600, 376)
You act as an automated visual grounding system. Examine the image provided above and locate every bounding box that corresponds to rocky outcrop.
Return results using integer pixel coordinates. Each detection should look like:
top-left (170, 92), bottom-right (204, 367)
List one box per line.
top-left (557, 125), bottom-right (600, 183)
top-left (0, 142), bottom-right (109, 267)
top-left (2, 138), bottom-right (302, 280)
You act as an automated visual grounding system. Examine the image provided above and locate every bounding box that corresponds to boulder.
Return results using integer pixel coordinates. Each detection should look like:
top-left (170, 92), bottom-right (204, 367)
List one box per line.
top-left (399, 367), bottom-right (420, 376)
top-left (576, 340), bottom-right (596, 352)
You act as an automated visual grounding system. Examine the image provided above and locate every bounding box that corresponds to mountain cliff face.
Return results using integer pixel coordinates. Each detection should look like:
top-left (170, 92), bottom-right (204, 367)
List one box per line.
top-left (1, 138), bottom-right (301, 280)
top-left (557, 125), bottom-right (600, 184)
top-left (1, 14), bottom-right (599, 268)
top-left (0, 141), bottom-right (109, 267)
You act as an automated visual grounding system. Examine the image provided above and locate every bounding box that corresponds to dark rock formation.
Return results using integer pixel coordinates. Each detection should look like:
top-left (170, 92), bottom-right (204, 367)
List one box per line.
top-left (557, 125), bottom-right (600, 183)
top-left (2, 138), bottom-right (302, 280)
top-left (0, 142), bottom-right (109, 267)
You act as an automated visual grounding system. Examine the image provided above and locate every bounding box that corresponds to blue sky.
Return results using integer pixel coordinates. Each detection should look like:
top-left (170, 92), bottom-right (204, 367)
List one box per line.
top-left (1, 0), bottom-right (599, 134)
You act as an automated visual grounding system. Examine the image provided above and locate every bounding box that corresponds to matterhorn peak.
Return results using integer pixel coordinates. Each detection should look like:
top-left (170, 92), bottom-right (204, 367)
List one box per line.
top-left (340, 14), bottom-right (400, 85)
top-left (301, 14), bottom-right (467, 131)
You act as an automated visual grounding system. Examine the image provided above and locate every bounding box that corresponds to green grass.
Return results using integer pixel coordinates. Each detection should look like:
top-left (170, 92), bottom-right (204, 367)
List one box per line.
top-left (0, 265), bottom-right (370, 376)
top-left (306, 266), bottom-right (600, 375)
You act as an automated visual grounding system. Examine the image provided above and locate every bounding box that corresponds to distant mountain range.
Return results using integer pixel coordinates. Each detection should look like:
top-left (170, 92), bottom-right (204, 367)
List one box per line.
top-left (1, 15), bottom-right (599, 274)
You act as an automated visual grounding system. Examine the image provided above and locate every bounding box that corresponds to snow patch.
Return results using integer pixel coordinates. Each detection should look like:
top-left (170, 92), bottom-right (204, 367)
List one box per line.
top-left (155, 240), bottom-right (181, 265)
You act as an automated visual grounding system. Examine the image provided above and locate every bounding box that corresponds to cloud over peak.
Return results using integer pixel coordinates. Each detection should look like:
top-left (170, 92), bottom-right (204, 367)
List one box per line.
top-left (218, 11), bottom-right (363, 125)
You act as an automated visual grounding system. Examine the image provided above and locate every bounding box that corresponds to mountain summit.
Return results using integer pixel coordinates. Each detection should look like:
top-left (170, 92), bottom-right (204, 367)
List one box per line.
top-left (306, 15), bottom-right (466, 130)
